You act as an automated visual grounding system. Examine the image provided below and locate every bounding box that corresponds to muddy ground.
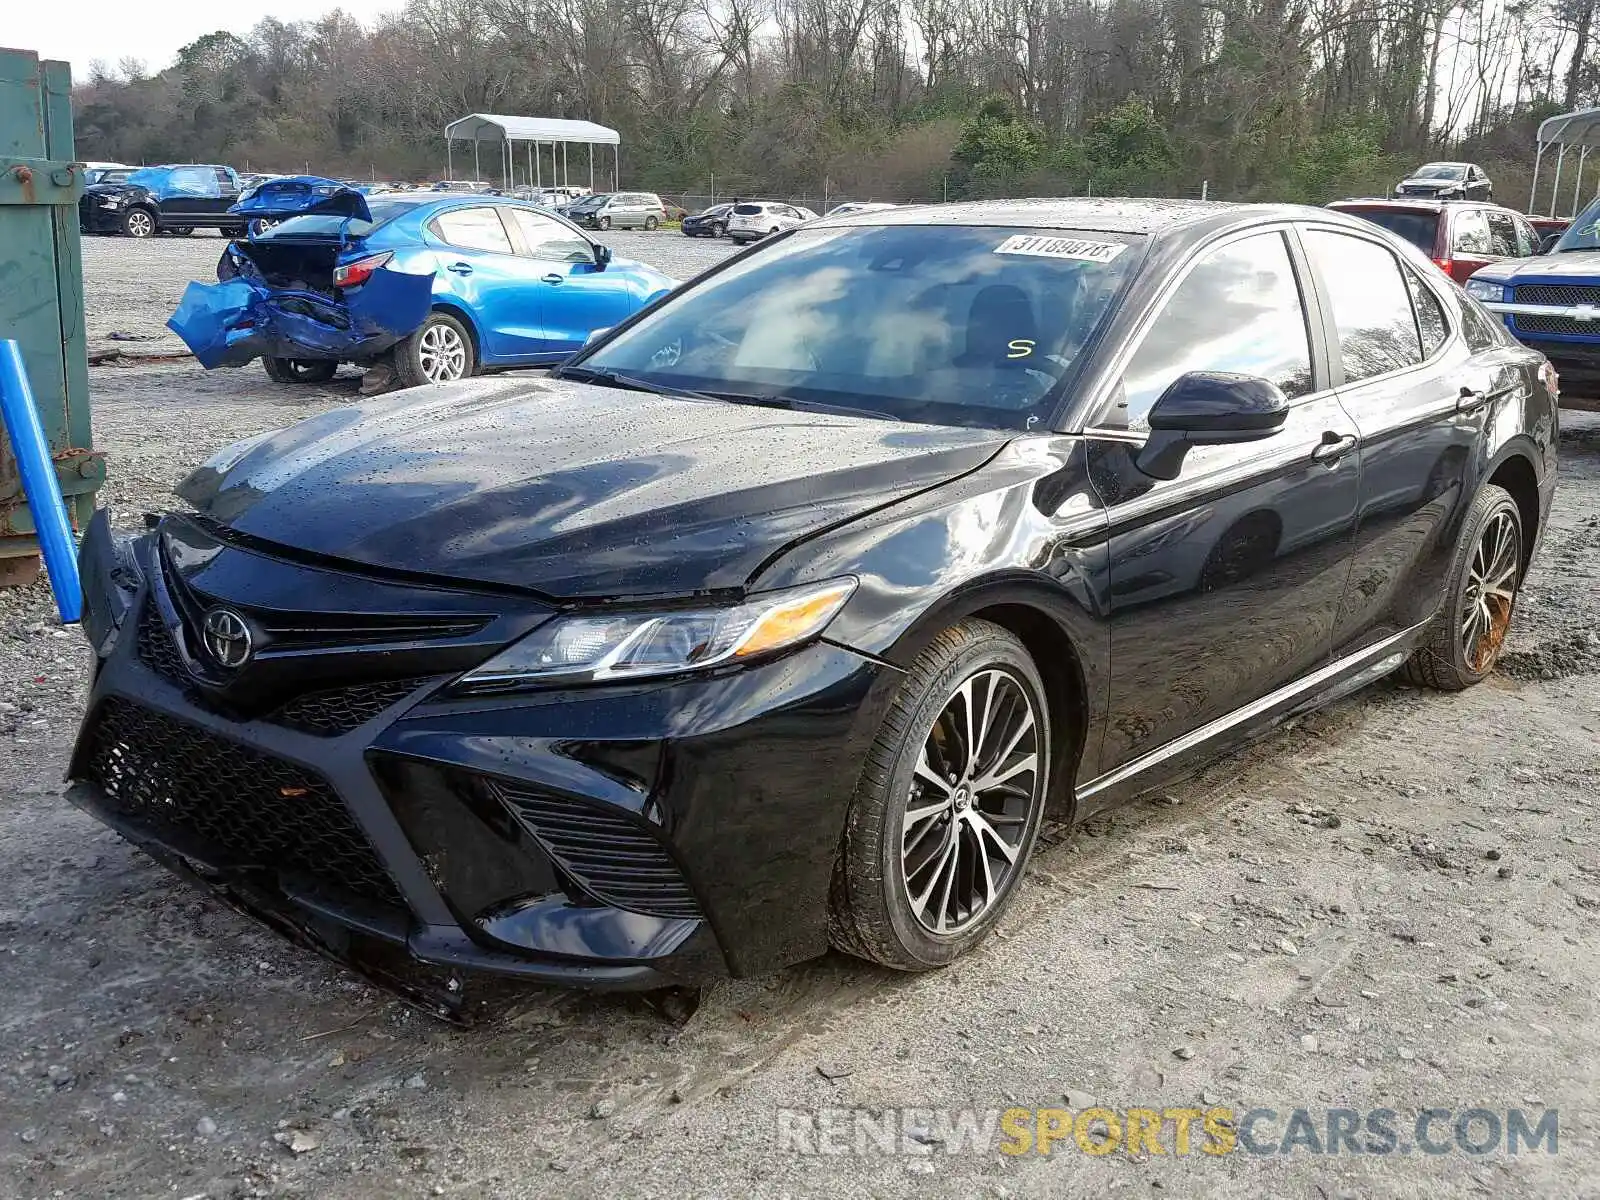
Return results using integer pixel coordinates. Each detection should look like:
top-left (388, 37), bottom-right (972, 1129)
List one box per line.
top-left (2, 233), bottom-right (1598, 1199)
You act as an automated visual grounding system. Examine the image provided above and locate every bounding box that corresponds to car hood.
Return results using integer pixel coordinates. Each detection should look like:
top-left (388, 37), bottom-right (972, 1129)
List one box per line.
top-left (1472, 252), bottom-right (1600, 281)
top-left (176, 377), bottom-right (1007, 598)
top-left (83, 182), bottom-right (145, 197)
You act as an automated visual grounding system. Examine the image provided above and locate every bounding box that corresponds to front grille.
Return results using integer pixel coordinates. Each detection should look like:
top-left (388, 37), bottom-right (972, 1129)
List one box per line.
top-left (272, 677), bottom-right (434, 736)
top-left (491, 781), bottom-right (701, 919)
top-left (1515, 283), bottom-right (1600, 306)
top-left (138, 599), bottom-right (190, 689)
top-left (1513, 313), bottom-right (1600, 337)
top-left (82, 697), bottom-right (405, 909)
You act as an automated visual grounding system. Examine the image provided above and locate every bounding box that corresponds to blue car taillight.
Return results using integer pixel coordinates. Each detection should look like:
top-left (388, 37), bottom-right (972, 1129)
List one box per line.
top-left (333, 251), bottom-right (394, 288)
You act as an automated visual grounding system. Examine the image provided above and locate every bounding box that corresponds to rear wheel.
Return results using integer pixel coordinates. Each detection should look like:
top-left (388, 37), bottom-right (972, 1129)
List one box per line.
top-left (393, 311), bottom-right (476, 388)
top-left (122, 208), bottom-right (155, 239)
top-left (1402, 483), bottom-right (1523, 690)
top-left (829, 620), bottom-right (1050, 971)
top-left (167, 226), bottom-right (194, 236)
top-left (262, 357), bottom-right (338, 384)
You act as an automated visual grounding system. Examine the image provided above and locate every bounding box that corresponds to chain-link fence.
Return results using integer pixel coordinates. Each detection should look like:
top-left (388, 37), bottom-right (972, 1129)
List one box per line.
top-left (657, 180), bottom-right (1223, 217)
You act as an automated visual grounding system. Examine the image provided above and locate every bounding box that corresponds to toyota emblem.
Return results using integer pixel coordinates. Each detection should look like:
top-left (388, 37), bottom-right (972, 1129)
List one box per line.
top-left (202, 608), bottom-right (253, 669)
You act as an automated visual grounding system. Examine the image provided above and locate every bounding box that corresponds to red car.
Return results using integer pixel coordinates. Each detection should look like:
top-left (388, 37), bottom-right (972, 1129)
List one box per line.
top-left (1326, 198), bottom-right (1542, 284)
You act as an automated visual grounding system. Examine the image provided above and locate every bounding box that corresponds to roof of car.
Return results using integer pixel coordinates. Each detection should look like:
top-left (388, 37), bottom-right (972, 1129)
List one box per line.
top-left (1327, 197), bottom-right (1503, 213)
top-left (813, 196), bottom-right (1325, 235)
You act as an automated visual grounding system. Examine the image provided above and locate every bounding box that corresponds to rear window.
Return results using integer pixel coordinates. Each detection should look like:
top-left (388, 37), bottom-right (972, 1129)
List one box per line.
top-left (733, 204), bottom-right (764, 215)
top-left (1340, 208), bottom-right (1438, 254)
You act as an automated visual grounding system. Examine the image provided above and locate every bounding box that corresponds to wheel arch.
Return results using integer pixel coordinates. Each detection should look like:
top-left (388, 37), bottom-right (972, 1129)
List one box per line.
top-left (425, 299), bottom-right (484, 362)
top-left (874, 577), bottom-right (1100, 823)
top-left (1482, 443), bottom-right (1541, 573)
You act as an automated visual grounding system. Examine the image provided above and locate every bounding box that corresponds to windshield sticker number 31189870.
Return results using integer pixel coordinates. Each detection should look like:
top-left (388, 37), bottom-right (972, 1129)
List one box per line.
top-left (994, 234), bottom-right (1128, 263)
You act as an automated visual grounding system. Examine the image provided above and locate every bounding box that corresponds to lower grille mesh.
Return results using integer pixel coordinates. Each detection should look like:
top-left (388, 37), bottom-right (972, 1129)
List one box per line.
top-left (1513, 313), bottom-right (1600, 337)
top-left (83, 697), bottom-right (404, 909)
top-left (491, 781), bottom-right (701, 920)
top-left (272, 678), bottom-right (434, 737)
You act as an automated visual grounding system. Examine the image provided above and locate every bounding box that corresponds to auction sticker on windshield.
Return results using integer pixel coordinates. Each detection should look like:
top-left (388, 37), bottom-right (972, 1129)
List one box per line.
top-left (994, 235), bottom-right (1128, 262)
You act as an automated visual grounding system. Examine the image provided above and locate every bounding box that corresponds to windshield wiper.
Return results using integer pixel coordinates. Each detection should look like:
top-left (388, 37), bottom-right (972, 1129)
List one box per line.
top-left (703, 391), bottom-right (891, 421)
top-left (553, 365), bottom-right (720, 402)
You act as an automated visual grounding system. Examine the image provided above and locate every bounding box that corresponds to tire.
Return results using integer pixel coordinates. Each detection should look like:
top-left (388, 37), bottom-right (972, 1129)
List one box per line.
top-left (168, 226), bottom-right (194, 236)
top-left (769, 226), bottom-right (780, 237)
top-left (713, 222), bottom-right (726, 238)
top-left (644, 215), bottom-right (659, 231)
top-left (393, 311), bottom-right (476, 388)
top-left (598, 216), bottom-right (611, 231)
top-left (261, 357), bottom-right (338, 384)
top-left (1401, 483), bottom-right (1523, 691)
top-left (829, 619), bottom-right (1051, 971)
top-left (122, 208), bottom-right (156, 239)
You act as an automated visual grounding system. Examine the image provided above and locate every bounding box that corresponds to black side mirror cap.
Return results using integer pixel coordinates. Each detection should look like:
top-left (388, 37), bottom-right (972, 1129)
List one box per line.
top-left (1136, 371), bottom-right (1290, 480)
top-left (594, 243), bottom-right (613, 269)
top-left (1538, 232), bottom-right (1561, 254)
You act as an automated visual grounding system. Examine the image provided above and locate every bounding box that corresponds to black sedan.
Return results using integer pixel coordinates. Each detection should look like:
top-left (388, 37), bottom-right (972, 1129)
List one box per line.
top-left (682, 202), bottom-right (733, 238)
top-left (68, 200), bottom-right (1557, 1009)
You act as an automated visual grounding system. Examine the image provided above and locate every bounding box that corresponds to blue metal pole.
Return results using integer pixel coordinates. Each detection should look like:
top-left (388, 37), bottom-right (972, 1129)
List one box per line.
top-left (0, 339), bottom-right (81, 622)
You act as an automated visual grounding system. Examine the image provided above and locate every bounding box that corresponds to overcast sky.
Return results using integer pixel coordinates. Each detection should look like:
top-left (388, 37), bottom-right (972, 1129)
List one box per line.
top-left (10, 1), bottom-right (396, 80)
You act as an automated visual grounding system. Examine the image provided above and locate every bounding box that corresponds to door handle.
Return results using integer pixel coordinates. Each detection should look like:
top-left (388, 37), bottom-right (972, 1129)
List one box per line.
top-left (1457, 385), bottom-right (1489, 412)
top-left (541, 273), bottom-right (564, 284)
top-left (1311, 432), bottom-right (1358, 465)
top-left (446, 261), bottom-right (473, 275)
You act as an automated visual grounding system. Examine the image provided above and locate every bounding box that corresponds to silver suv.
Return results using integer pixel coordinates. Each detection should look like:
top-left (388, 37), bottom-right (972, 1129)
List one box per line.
top-left (565, 192), bottom-right (667, 231)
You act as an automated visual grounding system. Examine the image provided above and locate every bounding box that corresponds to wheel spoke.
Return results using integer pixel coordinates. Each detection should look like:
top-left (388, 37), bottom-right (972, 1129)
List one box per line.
top-left (903, 799), bottom-right (949, 838)
top-left (911, 837), bottom-right (958, 921)
top-left (975, 751), bottom-right (1038, 793)
top-left (913, 750), bottom-right (953, 796)
top-left (968, 809), bottom-right (1020, 864)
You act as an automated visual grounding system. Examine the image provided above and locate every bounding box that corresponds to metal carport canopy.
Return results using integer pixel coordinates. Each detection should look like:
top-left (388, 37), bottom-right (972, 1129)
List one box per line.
top-left (1531, 108), bottom-right (1600, 216)
top-left (443, 114), bottom-right (622, 190)
top-left (444, 115), bottom-right (620, 146)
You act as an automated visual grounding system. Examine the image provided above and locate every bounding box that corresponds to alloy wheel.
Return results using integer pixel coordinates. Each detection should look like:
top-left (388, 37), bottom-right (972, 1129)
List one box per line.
top-left (901, 667), bottom-right (1042, 935)
top-left (1459, 509), bottom-right (1520, 672)
top-left (417, 323), bottom-right (468, 382)
top-left (125, 210), bottom-right (154, 238)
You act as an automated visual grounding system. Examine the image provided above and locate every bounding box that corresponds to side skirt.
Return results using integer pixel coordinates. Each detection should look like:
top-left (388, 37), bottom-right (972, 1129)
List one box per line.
top-left (1073, 622), bottom-right (1430, 817)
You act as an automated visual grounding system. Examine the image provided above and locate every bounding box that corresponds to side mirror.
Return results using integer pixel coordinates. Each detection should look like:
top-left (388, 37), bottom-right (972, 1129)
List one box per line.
top-left (1135, 371), bottom-right (1290, 481)
top-left (583, 326), bottom-right (611, 346)
top-left (1538, 232), bottom-right (1561, 255)
top-left (593, 243), bottom-right (612, 270)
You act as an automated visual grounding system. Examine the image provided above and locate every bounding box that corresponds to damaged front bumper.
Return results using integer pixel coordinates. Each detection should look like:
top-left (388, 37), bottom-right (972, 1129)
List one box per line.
top-left (168, 254), bottom-right (433, 369)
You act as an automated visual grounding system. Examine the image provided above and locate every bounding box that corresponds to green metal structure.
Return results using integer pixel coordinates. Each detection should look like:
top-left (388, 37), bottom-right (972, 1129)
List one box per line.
top-left (0, 48), bottom-right (102, 584)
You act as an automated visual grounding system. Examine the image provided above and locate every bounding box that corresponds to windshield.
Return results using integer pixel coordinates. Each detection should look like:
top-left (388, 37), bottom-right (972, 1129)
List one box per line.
top-left (1339, 208), bottom-right (1438, 254)
top-left (1553, 198), bottom-right (1600, 251)
top-left (1414, 163), bottom-right (1467, 180)
top-left (572, 224), bottom-right (1140, 431)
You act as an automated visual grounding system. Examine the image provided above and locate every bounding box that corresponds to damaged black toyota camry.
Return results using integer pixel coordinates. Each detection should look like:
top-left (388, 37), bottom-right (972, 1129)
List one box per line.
top-left (69, 199), bottom-right (1558, 1009)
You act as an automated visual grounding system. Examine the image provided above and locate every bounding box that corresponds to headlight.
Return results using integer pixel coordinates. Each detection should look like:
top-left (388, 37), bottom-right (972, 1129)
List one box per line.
top-left (100, 195), bottom-right (123, 208)
top-left (457, 578), bottom-right (856, 691)
top-left (1466, 279), bottom-right (1506, 302)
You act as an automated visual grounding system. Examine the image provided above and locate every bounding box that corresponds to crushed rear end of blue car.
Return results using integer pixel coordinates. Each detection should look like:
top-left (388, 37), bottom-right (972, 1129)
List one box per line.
top-left (167, 180), bottom-right (432, 368)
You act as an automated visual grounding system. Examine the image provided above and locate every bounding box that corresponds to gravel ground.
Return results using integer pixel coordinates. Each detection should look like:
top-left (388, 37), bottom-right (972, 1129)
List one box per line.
top-left (2, 234), bottom-right (1599, 1199)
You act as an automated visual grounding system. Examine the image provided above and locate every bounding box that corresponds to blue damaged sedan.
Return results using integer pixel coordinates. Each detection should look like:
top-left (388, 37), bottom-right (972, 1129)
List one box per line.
top-left (169, 182), bottom-right (677, 387)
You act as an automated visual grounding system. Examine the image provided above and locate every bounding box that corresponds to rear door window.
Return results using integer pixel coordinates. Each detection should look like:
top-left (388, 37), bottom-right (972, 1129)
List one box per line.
top-left (1452, 210), bottom-right (1492, 255)
top-left (1484, 212), bottom-right (1519, 257)
top-left (434, 206), bottom-right (515, 254)
top-left (1304, 230), bottom-right (1423, 382)
top-left (1513, 216), bottom-right (1540, 257)
top-left (1109, 230), bottom-right (1313, 430)
top-left (1404, 269), bottom-right (1450, 357)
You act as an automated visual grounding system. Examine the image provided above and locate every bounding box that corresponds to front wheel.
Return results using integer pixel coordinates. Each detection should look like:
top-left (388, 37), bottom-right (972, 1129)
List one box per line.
top-left (713, 222), bottom-right (727, 238)
top-left (1402, 483), bottom-right (1523, 690)
top-left (644, 215), bottom-right (659, 231)
top-left (393, 311), bottom-right (476, 388)
top-left (262, 357), bottom-right (338, 384)
top-left (598, 215), bottom-right (611, 231)
top-left (122, 208), bottom-right (156, 239)
top-left (829, 620), bottom-right (1050, 971)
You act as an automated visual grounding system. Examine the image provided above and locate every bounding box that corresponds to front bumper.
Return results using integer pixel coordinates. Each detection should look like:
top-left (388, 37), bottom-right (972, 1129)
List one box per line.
top-left (79, 195), bottom-right (127, 232)
top-left (67, 515), bottom-right (887, 998)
